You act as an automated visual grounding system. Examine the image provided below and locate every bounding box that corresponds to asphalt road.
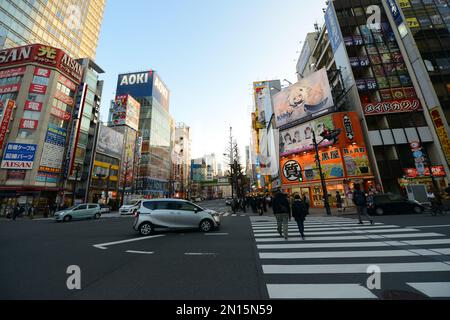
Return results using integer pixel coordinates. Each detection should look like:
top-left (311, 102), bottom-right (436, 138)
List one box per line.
top-left (1, 199), bottom-right (450, 300)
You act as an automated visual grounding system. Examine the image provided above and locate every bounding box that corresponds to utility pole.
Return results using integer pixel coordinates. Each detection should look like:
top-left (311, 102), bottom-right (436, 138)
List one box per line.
top-left (121, 161), bottom-right (129, 207)
top-left (106, 164), bottom-right (112, 205)
top-left (72, 165), bottom-right (80, 206)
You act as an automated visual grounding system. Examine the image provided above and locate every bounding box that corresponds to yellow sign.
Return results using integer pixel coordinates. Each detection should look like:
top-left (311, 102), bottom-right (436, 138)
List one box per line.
top-left (407, 17), bottom-right (420, 28)
top-left (399, 0), bottom-right (411, 8)
top-left (430, 107), bottom-right (450, 165)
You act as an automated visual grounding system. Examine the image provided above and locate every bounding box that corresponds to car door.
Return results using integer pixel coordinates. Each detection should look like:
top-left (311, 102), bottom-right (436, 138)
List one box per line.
top-left (175, 202), bottom-right (202, 228)
top-left (150, 201), bottom-right (176, 228)
top-left (73, 205), bottom-right (87, 219)
top-left (88, 204), bottom-right (99, 217)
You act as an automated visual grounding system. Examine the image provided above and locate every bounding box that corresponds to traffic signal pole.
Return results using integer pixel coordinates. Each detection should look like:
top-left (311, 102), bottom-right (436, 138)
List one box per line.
top-left (312, 130), bottom-right (332, 216)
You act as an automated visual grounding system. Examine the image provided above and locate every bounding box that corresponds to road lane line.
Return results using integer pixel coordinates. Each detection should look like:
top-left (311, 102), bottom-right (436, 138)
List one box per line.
top-left (184, 253), bottom-right (217, 256)
top-left (93, 235), bottom-right (165, 250)
top-left (205, 233), bottom-right (229, 236)
top-left (407, 282), bottom-right (450, 298)
top-left (407, 225), bottom-right (450, 229)
top-left (267, 284), bottom-right (378, 299)
top-left (262, 261), bottom-right (450, 274)
top-left (126, 250), bottom-right (155, 255)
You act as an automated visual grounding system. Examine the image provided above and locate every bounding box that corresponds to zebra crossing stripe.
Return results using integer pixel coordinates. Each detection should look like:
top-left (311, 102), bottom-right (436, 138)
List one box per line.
top-left (253, 228), bottom-right (416, 236)
top-left (252, 225), bottom-right (397, 232)
top-left (267, 284), bottom-right (378, 299)
top-left (262, 261), bottom-right (450, 274)
top-left (407, 282), bottom-right (450, 298)
top-left (255, 233), bottom-right (444, 242)
top-left (252, 223), bottom-right (383, 229)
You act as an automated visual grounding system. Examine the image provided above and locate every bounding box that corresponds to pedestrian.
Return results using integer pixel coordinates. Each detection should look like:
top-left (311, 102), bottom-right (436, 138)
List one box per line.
top-left (353, 184), bottom-right (373, 225)
top-left (28, 205), bottom-right (35, 220)
top-left (262, 195), bottom-right (267, 213)
top-left (272, 190), bottom-right (291, 240)
top-left (292, 194), bottom-right (308, 240)
top-left (336, 191), bottom-right (344, 212)
top-left (231, 198), bottom-right (238, 214)
top-left (445, 183), bottom-right (450, 196)
top-left (12, 204), bottom-right (20, 221)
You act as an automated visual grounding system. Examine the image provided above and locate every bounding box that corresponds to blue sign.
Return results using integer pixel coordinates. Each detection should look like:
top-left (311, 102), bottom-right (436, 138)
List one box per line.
top-left (324, 2), bottom-right (343, 53)
top-left (1, 143), bottom-right (37, 170)
top-left (386, 0), bottom-right (403, 26)
top-left (116, 70), bottom-right (154, 98)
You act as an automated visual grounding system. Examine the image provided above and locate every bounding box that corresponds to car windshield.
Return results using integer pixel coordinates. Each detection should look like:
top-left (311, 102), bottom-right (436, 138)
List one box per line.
top-left (66, 206), bottom-right (77, 211)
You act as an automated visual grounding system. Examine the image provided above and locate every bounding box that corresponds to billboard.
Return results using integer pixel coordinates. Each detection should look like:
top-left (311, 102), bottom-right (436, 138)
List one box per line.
top-left (0, 99), bottom-right (15, 151)
top-left (279, 114), bottom-right (335, 156)
top-left (273, 68), bottom-right (334, 128)
top-left (39, 124), bottom-right (67, 173)
top-left (97, 126), bottom-right (124, 159)
top-left (324, 0), bottom-right (343, 53)
top-left (1, 143), bottom-right (37, 170)
top-left (153, 74), bottom-right (170, 111)
top-left (112, 95), bottom-right (140, 131)
top-left (116, 70), bottom-right (153, 98)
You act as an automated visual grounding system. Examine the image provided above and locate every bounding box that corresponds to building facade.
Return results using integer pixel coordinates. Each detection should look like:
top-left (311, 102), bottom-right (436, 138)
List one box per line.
top-left (0, 0), bottom-right (106, 60)
top-left (0, 44), bottom-right (83, 210)
top-left (116, 70), bottom-right (172, 198)
top-left (174, 123), bottom-right (191, 199)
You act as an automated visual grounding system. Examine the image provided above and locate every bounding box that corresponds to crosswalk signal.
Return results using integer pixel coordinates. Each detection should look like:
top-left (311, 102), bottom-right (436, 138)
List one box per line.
top-left (298, 171), bottom-right (303, 182)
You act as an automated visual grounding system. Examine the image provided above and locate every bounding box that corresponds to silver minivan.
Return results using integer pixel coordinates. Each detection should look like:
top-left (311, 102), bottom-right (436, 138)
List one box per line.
top-left (133, 199), bottom-right (221, 236)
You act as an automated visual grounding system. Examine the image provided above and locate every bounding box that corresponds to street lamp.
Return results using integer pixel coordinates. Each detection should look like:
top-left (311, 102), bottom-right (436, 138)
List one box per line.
top-left (312, 128), bottom-right (342, 216)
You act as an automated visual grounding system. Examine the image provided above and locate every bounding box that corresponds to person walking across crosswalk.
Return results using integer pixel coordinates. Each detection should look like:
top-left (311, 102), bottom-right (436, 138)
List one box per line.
top-left (272, 190), bottom-right (291, 240)
top-left (291, 194), bottom-right (308, 240)
top-left (352, 184), bottom-right (373, 225)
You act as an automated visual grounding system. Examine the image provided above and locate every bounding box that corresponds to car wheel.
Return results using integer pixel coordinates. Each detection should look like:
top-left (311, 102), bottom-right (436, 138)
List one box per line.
top-left (63, 215), bottom-right (72, 222)
top-left (199, 219), bottom-right (213, 232)
top-left (95, 213), bottom-right (101, 219)
top-left (139, 222), bottom-right (154, 236)
top-left (413, 206), bottom-right (423, 214)
top-left (375, 208), bottom-right (384, 216)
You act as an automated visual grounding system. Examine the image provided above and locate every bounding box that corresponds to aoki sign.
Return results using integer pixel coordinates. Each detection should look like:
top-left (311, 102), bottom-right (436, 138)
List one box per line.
top-left (363, 99), bottom-right (422, 116)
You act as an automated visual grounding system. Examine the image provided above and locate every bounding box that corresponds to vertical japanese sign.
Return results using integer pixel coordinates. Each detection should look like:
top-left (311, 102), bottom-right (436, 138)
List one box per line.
top-left (0, 99), bottom-right (15, 151)
top-left (430, 107), bottom-right (450, 165)
top-left (324, 0), bottom-right (344, 53)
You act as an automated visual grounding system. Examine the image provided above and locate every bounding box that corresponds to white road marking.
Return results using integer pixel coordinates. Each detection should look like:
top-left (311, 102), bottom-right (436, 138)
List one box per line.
top-left (256, 240), bottom-right (442, 250)
top-left (224, 212), bottom-right (231, 217)
top-left (255, 233), bottom-right (444, 242)
top-left (205, 233), bottom-right (229, 236)
top-left (252, 225), bottom-right (396, 232)
top-left (252, 223), bottom-right (383, 229)
top-left (184, 253), bottom-right (217, 256)
top-left (405, 239), bottom-right (450, 246)
top-left (407, 225), bottom-right (450, 229)
top-left (259, 249), bottom-right (450, 259)
top-left (262, 261), bottom-right (450, 274)
top-left (253, 228), bottom-right (417, 236)
top-left (93, 235), bottom-right (165, 250)
top-left (267, 284), bottom-right (378, 299)
top-left (125, 250), bottom-right (154, 255)
top-left (407, 282), bottom-right (450, 298)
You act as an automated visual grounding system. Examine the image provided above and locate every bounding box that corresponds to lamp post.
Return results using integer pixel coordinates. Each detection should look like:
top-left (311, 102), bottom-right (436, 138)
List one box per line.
top-left (312, 129), bottom-right (342, 216)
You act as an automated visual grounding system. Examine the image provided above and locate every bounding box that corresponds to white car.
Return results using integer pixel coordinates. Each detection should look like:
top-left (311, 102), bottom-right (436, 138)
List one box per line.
top-left (133, 199), bottom-right (221, 236)
top-left (119, 199), bottom-right (144, 215)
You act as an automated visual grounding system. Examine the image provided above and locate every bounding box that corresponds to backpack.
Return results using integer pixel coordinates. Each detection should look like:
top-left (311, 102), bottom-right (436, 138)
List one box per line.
top-left (353, 191), bottom-right (366, 206)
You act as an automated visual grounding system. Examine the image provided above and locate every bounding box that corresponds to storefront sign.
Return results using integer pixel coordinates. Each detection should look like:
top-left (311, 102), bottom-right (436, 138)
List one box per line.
top-left (430, 107), bottom-right (450, 165)
top-left (7, 170), bottom-right (26, 180)
top-left (36, 172), bottom-right (58, 184)
top-left (0, 83), bottom-right (20, 94)
top-left (343, 114), bottom-right (354, 141)
top-left (404, 166), bottom-right (446, 178)
top-left (0, 66), bottom-right (26, 78)
top-left (342, 146), bottom-right (371, 177)
top-left (282, 160), bottom-right (302, 182)
top-left (58, 75), bottom-right (77, 91)
top-left (51, 106), bottom-right (71, 121)
top-left (19, 119), bottom-right (39, 130)
top-left (24, 101), bottom-right (43, 112)
top-left (34, 67), bottom-right (51, 77)
top-left (1, 143), bottom-right (37, 170)
top-left (363, 98), bottom-right (422, 115)
top-left (39, 125), bottom-right (67, 174)
top-left (59, 53), bottom-right (83, 82)
top-left (29, 84), bottom-right (47, 94)
top-left (54, 90), bottom-right (74, 106)
top-left (0, 100), bottom-right (15, 151)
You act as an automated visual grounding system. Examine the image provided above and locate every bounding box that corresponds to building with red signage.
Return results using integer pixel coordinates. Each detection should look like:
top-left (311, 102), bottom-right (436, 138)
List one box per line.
top-left (294, 0), bottom-right (450, 200)
top-left (0, 44), bottom-right (83, 210)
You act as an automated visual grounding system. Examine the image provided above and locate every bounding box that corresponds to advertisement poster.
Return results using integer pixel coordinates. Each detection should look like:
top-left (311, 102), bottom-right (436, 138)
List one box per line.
top-left (430, 107), bottom-right (450, 165)
top-left (97, 125), bottom-right (124, 159)
top-left (125, 95), bottom-right (140, 131)
top-left (342, 146), bottom-right (371, 177)
top-left (0, 66), bottom-right (26, 78)
top-left (19, 119), bottom-right (39, 130)
top-left (273, 68), bottom-right (334, 128)
top-left (0, 100), bottom-right (15, 150)
top-left (39, 124), bottom-right (67, 173)
top-left (1, 143), bottom-right (37, 170)
top-left (279, 114), bottom-right (335, 156)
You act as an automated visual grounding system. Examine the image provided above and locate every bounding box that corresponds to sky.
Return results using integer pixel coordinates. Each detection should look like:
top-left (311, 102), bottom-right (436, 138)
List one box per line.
top-left (95, 0), bottom-right (327, 166)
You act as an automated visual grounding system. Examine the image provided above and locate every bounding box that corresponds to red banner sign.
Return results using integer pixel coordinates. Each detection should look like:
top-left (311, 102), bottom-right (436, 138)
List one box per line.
top-left (29, 84), bottom-right (47, 94)
top-left (54, 90), bottom-right (74, 106)
top-left (58, 75), bottom-right (77, 91)
top-left (51, 106), bottom-right (71, 121)
top-left (363, 99), bottom-right (422, 115)
top-left (0, 66), bottom-right (26, 79)
top-left (404, 166), bottom-right (446, 178)
top-left (0, 100), bottom-right (15, 150)
top-left (19, 119), bottom-right (39, 130)
top-left (34, 67), bottom-right (51, 78)
top-left (0, 83), bottom-right (20, 94)
top-left (24, 101), bottom-right (43, 112)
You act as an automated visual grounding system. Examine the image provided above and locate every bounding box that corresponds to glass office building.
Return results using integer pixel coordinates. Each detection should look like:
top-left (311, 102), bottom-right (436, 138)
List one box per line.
top-left (0, 0), bottom-right (106, 60)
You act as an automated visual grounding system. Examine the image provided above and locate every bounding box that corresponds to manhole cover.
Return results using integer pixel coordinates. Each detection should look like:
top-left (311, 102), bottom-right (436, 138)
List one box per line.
top-left (382, 290), bottom-right (428, 300)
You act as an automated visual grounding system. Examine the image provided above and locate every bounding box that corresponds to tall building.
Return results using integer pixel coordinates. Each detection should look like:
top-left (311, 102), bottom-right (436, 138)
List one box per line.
top-left (174, 123), bottom-right (191, 198)
top-left (116, 70), bottom-right (171, 198)
top-left (0, 44), bottom-right (83, 209)
top-left (0, 0), bottom-right (106, 60)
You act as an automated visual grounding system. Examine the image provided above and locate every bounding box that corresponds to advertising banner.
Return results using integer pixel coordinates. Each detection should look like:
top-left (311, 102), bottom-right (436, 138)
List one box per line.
top-left (0, 66), bottom-right (26, 78)
top-left (1, 143), bottom-right (37, 170)
top-left (54, 90), bottom-right (74, 106)
top-left (273, 68), bottom-right (334, 128)
top-left (36, 172), bottom-right (58, 184)
top-left (58, 74), bottom-right (77, 91)
top-left (0, 99), bottom-right (15, 151)
top-left (363, 98), bottom-right (422, 115)
top-left (19, 119), bottom-right (39, 130)
top-left (34, 67), bottom-right (51, 78)
top-left (0, 83), bottom-right (20, 94)
top-left (404, 166), bottom-right (446, 178)
top-left (342, 145), bottom-right (371, 177)
top-left (324, 0), bottom-right (343, 53)
top-left (39, 124), bottom-right (67, 173)
top-left (279, 114), bottom-right (334, 156)
top-left (97, 125), bottom-right (124, 159)
top-left (29, 84), bottom-right (47, 94)
top-left (117, 70), bottom-right (153, 98)
top-left (24, 101), bottom-right (43, 112)
top-left (111, 95), bottom-right (127, 127)
top-left (50, 106), bottom-right (71, 121)
top-left (153, 74), bottom-right (169, 111)
top-left (430, 107), bottom-right (450, 165)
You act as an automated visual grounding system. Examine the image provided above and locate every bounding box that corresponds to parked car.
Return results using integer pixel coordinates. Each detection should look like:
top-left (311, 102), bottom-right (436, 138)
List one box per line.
top-left (100, 204), bottom-right (111, 213)
top-left (119, 199), bottom-right (144, 215)
top-left (368, 194), bottom-right (424, 216)
top-left (55, 204), bottom-right (102, 222)
top-left (133, 199), bottom-right (221, 236)
top-left (225, 197), bottom-right (233, 206)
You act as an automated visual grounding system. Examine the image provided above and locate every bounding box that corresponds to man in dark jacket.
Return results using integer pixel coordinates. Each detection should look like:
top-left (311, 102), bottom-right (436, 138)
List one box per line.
top-left (292, 194), bottom-right (307, 240)
top-left (353, 184), bottom-right (373, 225)
top-left (272, 191), bottom-right (291, 240)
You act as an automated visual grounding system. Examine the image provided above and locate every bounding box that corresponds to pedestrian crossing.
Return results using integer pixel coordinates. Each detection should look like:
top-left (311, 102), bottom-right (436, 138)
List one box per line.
top-left (251, 216), bottom-right (450, 299)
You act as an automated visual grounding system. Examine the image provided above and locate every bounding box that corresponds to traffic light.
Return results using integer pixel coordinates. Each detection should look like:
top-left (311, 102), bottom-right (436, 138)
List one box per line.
top-left (298, 170), bottom-right (303, 182)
